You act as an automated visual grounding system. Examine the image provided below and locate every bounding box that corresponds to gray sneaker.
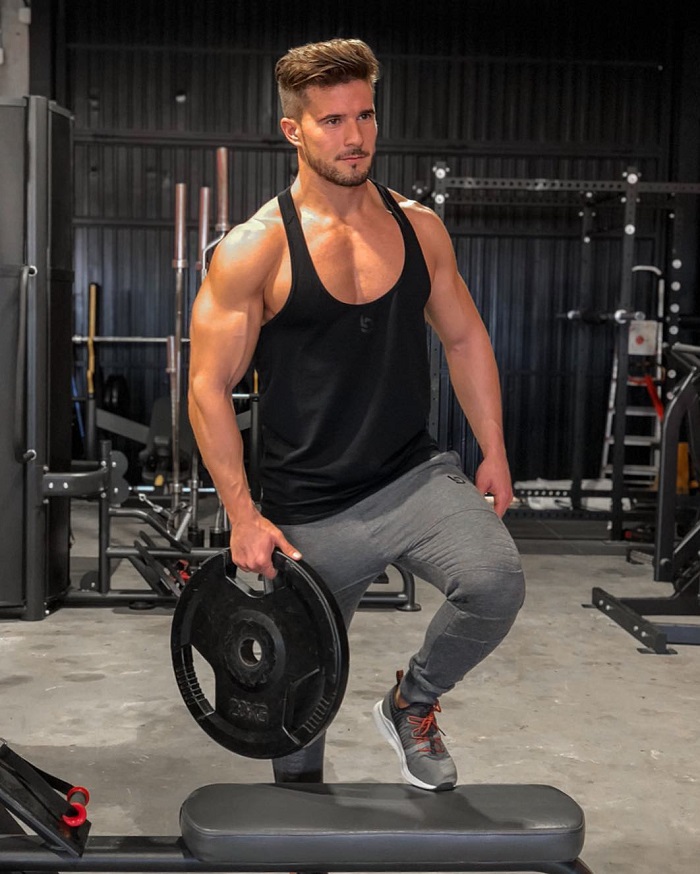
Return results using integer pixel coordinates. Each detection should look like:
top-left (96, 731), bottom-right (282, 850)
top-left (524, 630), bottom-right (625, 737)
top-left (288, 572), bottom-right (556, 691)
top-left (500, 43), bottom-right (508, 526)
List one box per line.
top-left (372, 676), bottom-right (458, 791)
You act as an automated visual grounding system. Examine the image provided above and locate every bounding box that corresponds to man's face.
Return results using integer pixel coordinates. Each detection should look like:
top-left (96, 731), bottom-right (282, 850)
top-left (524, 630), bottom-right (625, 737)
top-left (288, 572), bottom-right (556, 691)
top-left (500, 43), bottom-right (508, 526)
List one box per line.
top-left (285, 79), bottom-right (377, 187)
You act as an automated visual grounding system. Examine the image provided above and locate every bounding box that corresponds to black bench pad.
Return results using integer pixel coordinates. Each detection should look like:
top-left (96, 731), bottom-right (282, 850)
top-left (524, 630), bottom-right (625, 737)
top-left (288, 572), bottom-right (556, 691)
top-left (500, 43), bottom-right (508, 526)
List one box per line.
top-left (180, 783), bottom-right (585, 868)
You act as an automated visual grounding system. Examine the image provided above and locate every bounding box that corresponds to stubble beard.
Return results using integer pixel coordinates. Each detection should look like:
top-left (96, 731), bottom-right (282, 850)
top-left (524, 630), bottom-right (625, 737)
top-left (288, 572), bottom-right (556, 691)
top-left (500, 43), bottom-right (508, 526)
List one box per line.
top-left (303, 147), bottom-right (372, 188)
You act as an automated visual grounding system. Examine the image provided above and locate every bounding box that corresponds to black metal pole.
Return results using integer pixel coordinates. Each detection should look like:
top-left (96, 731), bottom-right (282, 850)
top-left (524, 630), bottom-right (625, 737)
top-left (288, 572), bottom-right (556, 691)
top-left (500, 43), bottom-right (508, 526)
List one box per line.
top-left (249, 391), bottom-right (261, 504)
top-left (85, 282), bottom-right (98, 461)
top-left (429, 162), bottom-right (449, 443)
top-left (98, 440), bottom-right (112, 595)
top-left (23, 97), bottom-right (50, 622)
top-left (570, 206), bottom-right (594, 510)
top-left (610, 169), bottom-right (640, 539)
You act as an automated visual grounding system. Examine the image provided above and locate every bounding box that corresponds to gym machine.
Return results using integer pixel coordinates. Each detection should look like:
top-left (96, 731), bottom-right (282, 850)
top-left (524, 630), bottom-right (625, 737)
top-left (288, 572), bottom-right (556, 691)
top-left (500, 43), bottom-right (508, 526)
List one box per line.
top-left (0, 97), bottom-right (136, 620)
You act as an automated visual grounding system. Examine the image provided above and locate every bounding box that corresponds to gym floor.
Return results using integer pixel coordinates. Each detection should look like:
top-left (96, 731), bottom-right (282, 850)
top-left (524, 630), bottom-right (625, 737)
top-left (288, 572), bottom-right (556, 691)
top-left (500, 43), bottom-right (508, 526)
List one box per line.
top-left (2, 500), bottom-right (698, 874)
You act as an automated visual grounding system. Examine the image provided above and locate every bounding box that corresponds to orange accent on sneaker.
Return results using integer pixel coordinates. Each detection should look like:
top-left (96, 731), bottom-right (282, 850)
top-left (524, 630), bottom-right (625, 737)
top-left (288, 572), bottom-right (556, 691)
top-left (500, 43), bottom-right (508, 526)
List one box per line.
top-left (407, 702), bottom-right (446, 754)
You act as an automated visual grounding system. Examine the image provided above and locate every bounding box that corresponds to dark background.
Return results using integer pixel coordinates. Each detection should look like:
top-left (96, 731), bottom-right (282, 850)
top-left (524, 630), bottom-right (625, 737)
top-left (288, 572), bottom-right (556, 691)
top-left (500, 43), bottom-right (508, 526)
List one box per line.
top-left (30, 0), bottom-right (700, 482)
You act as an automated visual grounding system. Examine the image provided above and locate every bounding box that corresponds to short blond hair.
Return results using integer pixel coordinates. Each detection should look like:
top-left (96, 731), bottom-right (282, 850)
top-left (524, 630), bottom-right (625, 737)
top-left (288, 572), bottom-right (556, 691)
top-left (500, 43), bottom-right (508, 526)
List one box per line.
top-left (275, 38), bottom-right (380, 119)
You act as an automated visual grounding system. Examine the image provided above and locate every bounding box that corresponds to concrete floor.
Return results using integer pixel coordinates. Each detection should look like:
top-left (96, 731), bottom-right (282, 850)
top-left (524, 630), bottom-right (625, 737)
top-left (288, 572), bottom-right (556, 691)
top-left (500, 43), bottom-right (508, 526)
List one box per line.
top-left (1, 500), bottom-right (699, 873)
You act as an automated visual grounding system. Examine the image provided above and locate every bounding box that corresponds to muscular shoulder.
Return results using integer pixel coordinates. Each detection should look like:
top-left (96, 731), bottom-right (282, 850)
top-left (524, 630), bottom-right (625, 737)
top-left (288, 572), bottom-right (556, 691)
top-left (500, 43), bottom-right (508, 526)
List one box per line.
top-left (383, 187), bottom-right (453, 272)
top-left (206, 196), bottom-right (287, 298)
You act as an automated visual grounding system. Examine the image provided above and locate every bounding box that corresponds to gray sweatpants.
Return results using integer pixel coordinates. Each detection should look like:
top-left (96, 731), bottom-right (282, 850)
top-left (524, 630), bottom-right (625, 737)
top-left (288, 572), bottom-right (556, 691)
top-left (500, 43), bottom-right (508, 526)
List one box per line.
top-left (271, 451), bottom-right (525, 783)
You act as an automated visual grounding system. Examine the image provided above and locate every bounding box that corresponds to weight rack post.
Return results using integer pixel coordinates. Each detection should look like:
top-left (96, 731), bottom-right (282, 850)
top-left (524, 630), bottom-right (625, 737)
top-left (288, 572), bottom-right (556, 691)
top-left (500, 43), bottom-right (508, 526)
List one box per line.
top-left (609, 169), bottom-right (640, 540)
top-left (569, 206), bottom-right (595, 510)
top-left (428, 162), bottom-right (449, 441)
top-left (170, 183), bottom-right (188, 513)
top-left (97, 441), bottom-right (112, 594)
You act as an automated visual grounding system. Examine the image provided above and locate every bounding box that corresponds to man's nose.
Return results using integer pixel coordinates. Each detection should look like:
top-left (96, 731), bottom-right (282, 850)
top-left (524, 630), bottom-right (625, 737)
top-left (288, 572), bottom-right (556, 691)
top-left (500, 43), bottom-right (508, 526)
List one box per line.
top-left (344, 120), bottom-right (362, 146)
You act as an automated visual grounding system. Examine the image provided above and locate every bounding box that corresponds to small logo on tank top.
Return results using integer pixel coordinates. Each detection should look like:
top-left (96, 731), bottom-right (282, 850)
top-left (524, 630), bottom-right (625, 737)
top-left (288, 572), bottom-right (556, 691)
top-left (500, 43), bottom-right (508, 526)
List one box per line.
top-left (360, 315), bottom-right (374, 334)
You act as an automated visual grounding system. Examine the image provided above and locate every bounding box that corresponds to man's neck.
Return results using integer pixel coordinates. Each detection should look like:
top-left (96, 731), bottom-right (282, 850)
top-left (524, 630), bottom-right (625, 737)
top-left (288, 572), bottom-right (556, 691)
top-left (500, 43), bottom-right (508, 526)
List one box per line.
top-left (291, 167), bottom-right (375, 220)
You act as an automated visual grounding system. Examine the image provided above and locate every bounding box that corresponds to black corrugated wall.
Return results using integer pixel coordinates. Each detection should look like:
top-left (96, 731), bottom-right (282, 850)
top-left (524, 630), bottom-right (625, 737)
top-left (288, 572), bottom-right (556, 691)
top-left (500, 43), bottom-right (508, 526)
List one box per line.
top-left (49, 0), bottom-right (699, 481)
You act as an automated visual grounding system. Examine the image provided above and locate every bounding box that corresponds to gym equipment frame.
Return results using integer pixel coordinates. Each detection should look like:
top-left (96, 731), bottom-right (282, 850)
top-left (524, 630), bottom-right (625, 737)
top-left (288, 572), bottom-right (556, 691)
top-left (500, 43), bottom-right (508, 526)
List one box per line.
top-left (67, 478), bottom-right (420, 611)
top-left (430, 163), bottom-right (700, 539)
top-left (592, 342), bottom-right (700, 653)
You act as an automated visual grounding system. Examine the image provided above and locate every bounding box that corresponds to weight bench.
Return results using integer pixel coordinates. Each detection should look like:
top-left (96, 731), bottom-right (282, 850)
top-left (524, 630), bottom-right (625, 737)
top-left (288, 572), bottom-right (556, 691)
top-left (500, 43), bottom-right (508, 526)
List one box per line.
top-left (0, 781), bottom-right (592, 873)
top-left (180, 782), bottom-right (591, 872)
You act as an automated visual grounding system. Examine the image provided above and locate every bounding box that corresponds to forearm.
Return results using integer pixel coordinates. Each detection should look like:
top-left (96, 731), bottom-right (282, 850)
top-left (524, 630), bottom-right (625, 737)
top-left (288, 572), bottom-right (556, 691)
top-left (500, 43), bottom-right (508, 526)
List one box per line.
top-left (188, 383), bottom-right (257, 523)
top-left (444, 333), bottom-right (507, 459)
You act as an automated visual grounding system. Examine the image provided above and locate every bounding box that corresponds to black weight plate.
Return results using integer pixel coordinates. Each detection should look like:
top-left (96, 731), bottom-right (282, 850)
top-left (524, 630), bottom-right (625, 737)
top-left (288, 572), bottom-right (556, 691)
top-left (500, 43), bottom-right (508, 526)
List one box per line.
top-left (171, 550), bottom-right (349, 759)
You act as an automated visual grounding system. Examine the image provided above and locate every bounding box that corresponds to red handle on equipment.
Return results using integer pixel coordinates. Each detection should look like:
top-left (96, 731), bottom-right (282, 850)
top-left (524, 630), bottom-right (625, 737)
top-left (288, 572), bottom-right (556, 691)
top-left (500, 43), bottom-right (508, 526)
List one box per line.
top-left (62, 785), bottom-right (91, 827)
top-left (67, 785), bottom-right (91, 805)
top-left (643, 375), bottom-right (664, 421)
top-left (62, 801), bottom-right (88, 828)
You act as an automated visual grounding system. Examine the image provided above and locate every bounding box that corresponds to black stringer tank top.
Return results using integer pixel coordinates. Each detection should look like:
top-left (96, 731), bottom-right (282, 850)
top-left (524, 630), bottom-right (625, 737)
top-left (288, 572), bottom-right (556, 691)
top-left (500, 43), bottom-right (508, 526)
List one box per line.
top-left (254, 181), bottom-right (437, 524)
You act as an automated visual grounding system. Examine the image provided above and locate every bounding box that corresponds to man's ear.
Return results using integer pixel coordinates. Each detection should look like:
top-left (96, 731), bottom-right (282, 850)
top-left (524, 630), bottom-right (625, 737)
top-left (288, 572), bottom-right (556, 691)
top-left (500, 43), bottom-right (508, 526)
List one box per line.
top-left (280, 117), bottom-right (301, 146)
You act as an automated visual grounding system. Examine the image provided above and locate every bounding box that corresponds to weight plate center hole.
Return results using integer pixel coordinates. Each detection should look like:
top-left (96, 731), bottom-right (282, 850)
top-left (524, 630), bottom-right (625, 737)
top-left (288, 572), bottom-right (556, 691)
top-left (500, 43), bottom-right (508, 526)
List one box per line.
top-left (239, 637), bottom-right (264, 667)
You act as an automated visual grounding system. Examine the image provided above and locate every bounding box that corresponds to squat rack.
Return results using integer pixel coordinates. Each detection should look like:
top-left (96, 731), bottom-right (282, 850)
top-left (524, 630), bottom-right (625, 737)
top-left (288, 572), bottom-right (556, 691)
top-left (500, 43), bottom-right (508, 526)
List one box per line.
top-left (430, 162), bottom-right (700, 538)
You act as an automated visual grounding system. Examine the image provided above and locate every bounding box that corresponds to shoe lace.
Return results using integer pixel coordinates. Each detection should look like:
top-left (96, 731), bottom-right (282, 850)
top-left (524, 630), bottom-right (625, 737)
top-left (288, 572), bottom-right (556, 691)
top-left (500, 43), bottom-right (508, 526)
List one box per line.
top-left (408, 702), bottom-right (446, 754)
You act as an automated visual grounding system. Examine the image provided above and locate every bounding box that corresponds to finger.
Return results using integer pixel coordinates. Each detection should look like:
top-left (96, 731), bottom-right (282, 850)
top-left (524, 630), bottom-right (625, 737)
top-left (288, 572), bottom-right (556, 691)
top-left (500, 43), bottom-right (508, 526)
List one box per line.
top-left (493, 495), bottom-right (507, 518)
top-left (259, 553), bottom-right (278, 579)
top-left (229, 544), bottom-right (274, 578)
top-left (474, 469), bottom-right (493, 500)
top-left (475, 472), bottom-right (494, 503)
top-left (236, 550), bottom-right (275, 578)
top-left (275, 534), bottom-right (302, 562)
top-left (477, 478), bottom-right (500, 512)
top-left (493, 489), bottom-right (513, 518)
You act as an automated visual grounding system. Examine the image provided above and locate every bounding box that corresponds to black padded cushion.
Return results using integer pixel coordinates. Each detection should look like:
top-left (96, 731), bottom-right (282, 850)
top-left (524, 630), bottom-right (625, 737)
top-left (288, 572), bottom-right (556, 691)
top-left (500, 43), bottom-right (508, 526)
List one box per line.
top-left (180, 783), bottom-right (585, 867)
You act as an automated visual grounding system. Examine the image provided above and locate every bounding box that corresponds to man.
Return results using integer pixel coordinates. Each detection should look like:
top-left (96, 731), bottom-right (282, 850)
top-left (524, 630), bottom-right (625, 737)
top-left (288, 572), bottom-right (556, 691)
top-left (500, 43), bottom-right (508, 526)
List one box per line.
top-left (189, 38), bottom-right (525, 792)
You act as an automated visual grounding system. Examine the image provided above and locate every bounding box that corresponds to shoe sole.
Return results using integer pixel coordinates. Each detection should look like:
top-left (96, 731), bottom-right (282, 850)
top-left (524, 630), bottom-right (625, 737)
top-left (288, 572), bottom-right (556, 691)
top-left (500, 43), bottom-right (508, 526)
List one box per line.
top-left (372, 701), bottom-right (454, 792)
